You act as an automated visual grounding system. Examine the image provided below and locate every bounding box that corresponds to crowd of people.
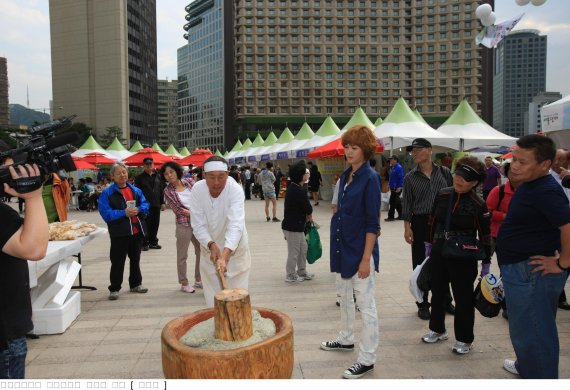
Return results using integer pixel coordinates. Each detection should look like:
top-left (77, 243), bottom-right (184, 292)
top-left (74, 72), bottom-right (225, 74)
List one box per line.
top-left (3, 128), bottom-right (570, 380)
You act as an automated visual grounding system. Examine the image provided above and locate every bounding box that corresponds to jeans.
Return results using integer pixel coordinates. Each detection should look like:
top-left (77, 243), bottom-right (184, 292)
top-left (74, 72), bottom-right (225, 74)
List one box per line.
top-left (500, 260), bottom-right (568, 379)
top-left (335, 259), bottom-right (379, 366)
top-left (0, 337), bottom-right (27, 379)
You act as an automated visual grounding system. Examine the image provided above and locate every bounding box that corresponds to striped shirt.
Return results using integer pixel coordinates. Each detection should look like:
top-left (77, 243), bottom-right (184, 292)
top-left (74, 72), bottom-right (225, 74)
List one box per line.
top-left (402, 163), bottom-right (452, 221)
top-left (164, 178), bottom-right (195, 227)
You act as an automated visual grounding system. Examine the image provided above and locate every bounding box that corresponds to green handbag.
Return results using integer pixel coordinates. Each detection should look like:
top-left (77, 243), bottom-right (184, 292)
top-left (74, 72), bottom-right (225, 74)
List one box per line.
top-left (305, 221), bottom-right (322, 264)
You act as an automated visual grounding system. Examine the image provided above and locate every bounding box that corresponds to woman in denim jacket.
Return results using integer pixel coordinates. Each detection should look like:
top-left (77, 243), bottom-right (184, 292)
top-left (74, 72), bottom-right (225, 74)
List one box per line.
top-left (320, 125), bottom-right (381, 379)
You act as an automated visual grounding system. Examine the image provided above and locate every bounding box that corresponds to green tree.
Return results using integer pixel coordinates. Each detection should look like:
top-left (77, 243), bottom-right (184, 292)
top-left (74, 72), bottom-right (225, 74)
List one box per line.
top-left (98, 126), bottom-right (126, 149)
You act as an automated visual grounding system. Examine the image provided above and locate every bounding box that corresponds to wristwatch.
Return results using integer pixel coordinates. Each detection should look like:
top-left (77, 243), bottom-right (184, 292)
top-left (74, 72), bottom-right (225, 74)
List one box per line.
top-left (207, 241), bottom-right (215, 250)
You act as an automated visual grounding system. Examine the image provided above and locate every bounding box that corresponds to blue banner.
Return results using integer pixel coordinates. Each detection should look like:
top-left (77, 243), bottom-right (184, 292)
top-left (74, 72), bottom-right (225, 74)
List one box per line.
top-left (248, 155), bottom-right (257, 162)
top-left (296, 149), bottom-right (309, 158)
top-left (276, 151), bottom-right (289, 160)
top-left (261, 154), bottom-right (270, 161)
top-left (235, 157), bottom-right (244, 164)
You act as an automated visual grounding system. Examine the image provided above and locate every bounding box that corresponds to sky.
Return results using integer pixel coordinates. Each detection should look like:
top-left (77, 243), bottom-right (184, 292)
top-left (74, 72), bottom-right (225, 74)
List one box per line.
top-left (1, 0), bottom-right (569, 111)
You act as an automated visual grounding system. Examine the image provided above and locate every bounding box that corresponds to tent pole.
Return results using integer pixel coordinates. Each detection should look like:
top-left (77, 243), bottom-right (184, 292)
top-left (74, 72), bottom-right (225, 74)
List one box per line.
top-left (390, 137), bottom-right (393, 157)
top-left (460, 138), bottom-right (464, 152)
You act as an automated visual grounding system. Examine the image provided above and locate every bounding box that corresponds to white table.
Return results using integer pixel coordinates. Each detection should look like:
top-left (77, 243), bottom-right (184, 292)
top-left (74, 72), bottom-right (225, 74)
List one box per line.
top-left (28, 227), bottom-right (107, 290)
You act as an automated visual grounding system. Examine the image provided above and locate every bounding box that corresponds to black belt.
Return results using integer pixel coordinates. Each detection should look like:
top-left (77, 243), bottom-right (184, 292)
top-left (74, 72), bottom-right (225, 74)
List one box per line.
top-left (434, 230), bottom-right (476, 240)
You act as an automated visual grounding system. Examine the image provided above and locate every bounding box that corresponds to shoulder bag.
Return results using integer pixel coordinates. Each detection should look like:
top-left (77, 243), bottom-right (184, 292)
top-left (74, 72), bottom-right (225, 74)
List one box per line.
top-left (441, 191), bottom-right (486, 261)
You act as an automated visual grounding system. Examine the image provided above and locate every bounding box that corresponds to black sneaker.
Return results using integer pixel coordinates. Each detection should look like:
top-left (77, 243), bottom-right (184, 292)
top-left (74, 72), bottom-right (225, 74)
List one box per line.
top-left (142, 245), bottom-right (149, 251)
top-left (343, 362), bottom-right (374, 379)
top-left (320, 340), bottom-right (354, 351)
top-left (418, 305), bottom-right (430, 320)
top-left (272, 217), bottom-right (281, 222)
top-left (149, 244), bottom-right (162, 249)
top-left (384, 217), bottom-right (395, 222)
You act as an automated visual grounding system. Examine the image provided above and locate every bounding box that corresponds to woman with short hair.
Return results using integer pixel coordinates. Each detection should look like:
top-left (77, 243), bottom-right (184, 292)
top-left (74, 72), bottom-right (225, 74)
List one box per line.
top-left (320, 125), bottom-right (381, 379)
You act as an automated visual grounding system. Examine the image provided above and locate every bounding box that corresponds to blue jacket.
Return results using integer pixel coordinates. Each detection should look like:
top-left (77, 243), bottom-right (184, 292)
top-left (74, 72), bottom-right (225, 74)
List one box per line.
top-left (98, 182), bottom-right (150, 238)
top-left (389, 162), bottom-right (404, 190)
top-left (330, 161), bottom-right (380, 278)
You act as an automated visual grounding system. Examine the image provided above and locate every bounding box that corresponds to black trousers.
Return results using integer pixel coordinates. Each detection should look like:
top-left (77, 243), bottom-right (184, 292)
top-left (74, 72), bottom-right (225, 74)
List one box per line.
top-left (411, 215), bottom-right (453, 306)
top-left (143, 206), bottom-right (161, 246)
top-left (244, 179), bottom-right (251, 199)
top-left (109, 234), bottom-right (143, 292)
top-left (429, 251), bottom-right (478, 343)
top-left (388, 190), bottom-right (402, 219)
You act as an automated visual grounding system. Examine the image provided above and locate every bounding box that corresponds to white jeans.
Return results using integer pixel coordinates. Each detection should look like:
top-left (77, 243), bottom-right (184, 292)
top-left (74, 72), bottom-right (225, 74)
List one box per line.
top-left (335, 261), bottom-right (379, 366)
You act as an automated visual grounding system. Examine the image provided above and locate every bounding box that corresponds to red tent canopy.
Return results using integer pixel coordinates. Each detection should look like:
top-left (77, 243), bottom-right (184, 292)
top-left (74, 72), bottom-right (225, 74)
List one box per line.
top-left (307, 138), bottom-right (384, 159)
top-left (72, 157), bottom-right (99, 170)
top-left (178, 149), bottom-right (214, 167)
top-left (81, 151), bottom-right (117, 165)
top-left (122, 148), bottom-right (170, 166)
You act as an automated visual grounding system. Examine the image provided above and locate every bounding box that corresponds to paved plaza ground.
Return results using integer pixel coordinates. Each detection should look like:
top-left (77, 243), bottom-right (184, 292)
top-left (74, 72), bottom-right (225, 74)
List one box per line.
top-left (20, 198), bottom-right (570, 379)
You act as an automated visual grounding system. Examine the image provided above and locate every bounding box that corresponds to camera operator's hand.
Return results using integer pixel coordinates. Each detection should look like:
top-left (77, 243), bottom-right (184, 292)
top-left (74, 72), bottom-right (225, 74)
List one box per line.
top-left (3, 164), bottom-right (43, 199)
top-left (125, 207), bottom-right (139, 217)
top-left (1, 163), bottom-right (48, 261)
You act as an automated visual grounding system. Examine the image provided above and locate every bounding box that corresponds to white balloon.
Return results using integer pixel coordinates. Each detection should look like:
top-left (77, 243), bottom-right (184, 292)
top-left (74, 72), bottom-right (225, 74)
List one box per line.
top-left (515, 0), bottom-right (531, 5)
top-left (476, 4), bottom-right (493, 18)
top-left (481, 12), bottom-right (497, 27)
top-left (531, 0), bottom-right (547, 5)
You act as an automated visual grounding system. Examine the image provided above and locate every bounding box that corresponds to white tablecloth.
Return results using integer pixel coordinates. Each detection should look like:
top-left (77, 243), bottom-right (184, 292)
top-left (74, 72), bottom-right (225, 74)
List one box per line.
top-left (28, 227), bottom-right (107, 288)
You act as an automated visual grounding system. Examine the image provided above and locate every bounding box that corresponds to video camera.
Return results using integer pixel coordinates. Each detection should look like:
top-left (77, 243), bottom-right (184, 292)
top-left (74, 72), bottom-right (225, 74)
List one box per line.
top-left (0, 116), bottom-right (78, 196)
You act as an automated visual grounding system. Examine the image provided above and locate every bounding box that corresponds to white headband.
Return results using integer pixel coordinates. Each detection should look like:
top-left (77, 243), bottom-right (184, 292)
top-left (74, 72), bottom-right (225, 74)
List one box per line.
top-left (203, 161), bottom-right (228, 172)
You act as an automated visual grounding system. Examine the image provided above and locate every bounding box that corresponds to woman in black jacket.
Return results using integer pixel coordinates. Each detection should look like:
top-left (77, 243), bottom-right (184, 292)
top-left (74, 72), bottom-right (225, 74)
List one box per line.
top-left (422, 156), bottom-right (492, 354)
top-left (282, 161), bottom-right (314, 283)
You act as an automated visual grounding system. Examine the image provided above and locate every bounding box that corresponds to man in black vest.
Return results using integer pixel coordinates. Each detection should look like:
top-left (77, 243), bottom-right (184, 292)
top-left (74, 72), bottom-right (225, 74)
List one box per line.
top-left (135, 158), bottom-right (166, 251)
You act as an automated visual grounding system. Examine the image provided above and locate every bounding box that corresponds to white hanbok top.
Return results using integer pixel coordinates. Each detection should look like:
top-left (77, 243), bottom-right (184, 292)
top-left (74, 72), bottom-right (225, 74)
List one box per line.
top-left (188, 178), bottom-right (251, 306)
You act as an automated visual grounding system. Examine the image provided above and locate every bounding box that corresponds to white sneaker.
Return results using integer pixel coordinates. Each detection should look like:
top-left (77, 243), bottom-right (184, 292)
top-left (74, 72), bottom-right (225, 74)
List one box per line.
top-left (285, 275), bottom-right (301, 283)
top-left (452, 341), bottom-right (472, 354)
top-left (422, 330), bottom-right (448, 343)
top-left (503, 359), bottom-right (519, 376)
top-left (298, 272), bottom-right (315, 281)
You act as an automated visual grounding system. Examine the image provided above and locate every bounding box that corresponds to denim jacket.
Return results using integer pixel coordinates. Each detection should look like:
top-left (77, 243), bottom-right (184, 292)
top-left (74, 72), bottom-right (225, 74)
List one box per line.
top-left (330, 161), bottom-right (381, 278)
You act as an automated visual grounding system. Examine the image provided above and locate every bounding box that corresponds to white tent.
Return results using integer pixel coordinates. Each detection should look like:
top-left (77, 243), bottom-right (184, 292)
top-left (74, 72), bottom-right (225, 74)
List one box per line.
top-left (542, 95), bottom-right (570, 149)
top-left (374, 97), bottom-right (452, 152)
top-left (436, 100), bottom-right (517, 151)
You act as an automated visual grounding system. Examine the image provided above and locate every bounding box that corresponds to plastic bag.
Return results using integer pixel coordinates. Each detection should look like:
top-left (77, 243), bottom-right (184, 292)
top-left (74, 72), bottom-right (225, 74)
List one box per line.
top-left (417, 256), bottom-right (432, 292)
top-left (305, 222), bottom-right (322, 264)
top-left (409, 256), bottom-right (430, 302)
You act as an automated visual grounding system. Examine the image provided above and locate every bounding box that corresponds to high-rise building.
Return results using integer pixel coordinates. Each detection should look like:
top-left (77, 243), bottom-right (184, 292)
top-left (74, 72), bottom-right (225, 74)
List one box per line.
top-left (0, 57), bottom-right (9, 127)
top-left (178, 0), bottom-right (233, 152)
top-left (179, 0), bottom-right (488, 150)
top-left (157, 79), bottom-right (178, 147)
top-left (493, 29), bottom-right (547, 138)
top-left (49, 0), bottom-right (158, 145)
top-left (527, 91), bottom-right (561, 135)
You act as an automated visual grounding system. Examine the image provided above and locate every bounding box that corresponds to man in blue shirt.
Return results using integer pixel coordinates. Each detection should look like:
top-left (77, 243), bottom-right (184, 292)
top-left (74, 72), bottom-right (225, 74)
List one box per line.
top-left (497, 134), bottom-right (570, 379)
top-left (385, 155), bottom-right (404, 221)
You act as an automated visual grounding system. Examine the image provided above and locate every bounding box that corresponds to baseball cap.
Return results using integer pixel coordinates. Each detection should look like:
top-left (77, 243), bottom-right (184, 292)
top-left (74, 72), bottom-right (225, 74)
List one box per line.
top-left (143, 157), bottom-right (154, 164)
top-left (411, 138), bottom-right (432, 148)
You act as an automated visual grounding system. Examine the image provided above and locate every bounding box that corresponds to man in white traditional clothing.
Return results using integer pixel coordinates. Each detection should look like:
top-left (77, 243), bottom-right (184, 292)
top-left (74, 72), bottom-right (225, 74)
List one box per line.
top-left (188, 156), bottom-right (251, 307)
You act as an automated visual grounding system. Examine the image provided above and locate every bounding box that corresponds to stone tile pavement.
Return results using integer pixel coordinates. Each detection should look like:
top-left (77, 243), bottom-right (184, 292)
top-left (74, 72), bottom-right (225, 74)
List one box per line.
top-left (22, 198), bottom-right (570, 379)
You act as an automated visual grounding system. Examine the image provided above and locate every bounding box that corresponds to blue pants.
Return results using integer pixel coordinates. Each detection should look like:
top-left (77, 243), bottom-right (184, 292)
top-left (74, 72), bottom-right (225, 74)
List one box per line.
top-left (0, 337), bottom-right (27, 379)
top-left (500, 260), bottom-right (568, 379)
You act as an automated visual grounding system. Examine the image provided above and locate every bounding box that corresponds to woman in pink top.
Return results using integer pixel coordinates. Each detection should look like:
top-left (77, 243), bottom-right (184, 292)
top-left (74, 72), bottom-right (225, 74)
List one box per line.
top-left (161, 161), bottom-right (201, 293)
